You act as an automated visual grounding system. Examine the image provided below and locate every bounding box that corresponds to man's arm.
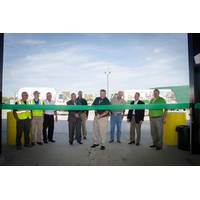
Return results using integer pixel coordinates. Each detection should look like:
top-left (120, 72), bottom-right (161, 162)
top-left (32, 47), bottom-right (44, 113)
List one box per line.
top-left (92, 98), bottom-right (98, 115)
top-left (97, 98), bottom-right (110, 118)
top-left (127, 101), bottom-right (134, 121)
top-left (140, 101), bottom-right (145, 121)
top-left (13, 102), bottom-right (19, 121)
top-left (54, 110), bottom-right (58, 121)
top-left (163, 99), bottom-right (167, 122)
top-left (13, 110), bottom-right (19, 121)
top-left (122, 100), bottom-right (126, 116)
top-left (98, 111), bottom-right (109, 118)
top-left (163, 110), bottom-right (167, 122)
top-left (54, 101), bottom-right (58, 121)
top-left (84, 99), bottom-right (89, 117)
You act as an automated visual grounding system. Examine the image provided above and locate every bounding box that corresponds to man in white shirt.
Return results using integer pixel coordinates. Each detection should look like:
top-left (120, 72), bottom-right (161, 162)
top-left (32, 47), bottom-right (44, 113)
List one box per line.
top-left (43, 92), bottom-right (58, 143)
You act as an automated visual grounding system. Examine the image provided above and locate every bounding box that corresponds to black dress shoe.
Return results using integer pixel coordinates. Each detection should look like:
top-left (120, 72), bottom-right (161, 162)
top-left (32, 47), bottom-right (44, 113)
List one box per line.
top-left (69, 142), bottom-right (73, 145)
top-left (49, 140), bottom-right (56, 143)
top-left (109, 140), bottom-right (114, 143)
top-left (91, 144), bottom-right (99, 148)
top-left (43, 140), bottom-right (48, 144)
top-left (100, 145), bottom-right (105, 150)
top-left (117, 140), bottom-right (121, 143)
top-left (136, 143), bottom-right (140, 146)
top-left (128, 141), bottom-right (135, 144)
top-left (78, 141), bottom-right (83, 144)
top-left (156, 147), bottom-right (162, 150)
top-left (150, 145), bottom-right (156, 148)
top-left (37, 142), bottom-right (43, 145)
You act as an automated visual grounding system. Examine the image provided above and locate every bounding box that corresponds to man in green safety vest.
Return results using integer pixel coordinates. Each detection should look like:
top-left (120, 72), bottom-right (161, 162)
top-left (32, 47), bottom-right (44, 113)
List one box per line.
top-left (13, 91), bottom-right (32, 150)
top-left (149, 89), bottom-right (167, 150)
top-left (31, 90), bottom-right (44, 145)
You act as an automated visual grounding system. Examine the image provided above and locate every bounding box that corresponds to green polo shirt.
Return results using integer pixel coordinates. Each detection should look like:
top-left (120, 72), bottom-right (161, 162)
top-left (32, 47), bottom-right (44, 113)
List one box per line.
top-left (92, 97), bottom-right (110, 115)
top-left (149, 97), bottom-right (166, 118)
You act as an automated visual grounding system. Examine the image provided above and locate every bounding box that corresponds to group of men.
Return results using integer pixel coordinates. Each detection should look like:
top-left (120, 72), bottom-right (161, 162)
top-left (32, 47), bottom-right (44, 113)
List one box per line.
top-left (13, 88), bottom-right (167, 151)
top-left (13, 91), bottom-right (57, 150)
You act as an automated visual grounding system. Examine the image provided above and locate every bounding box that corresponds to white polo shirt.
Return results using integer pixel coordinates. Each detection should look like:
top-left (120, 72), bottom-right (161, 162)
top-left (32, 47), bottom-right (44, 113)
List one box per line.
top-left (43, 99), bottom-right (55, 115)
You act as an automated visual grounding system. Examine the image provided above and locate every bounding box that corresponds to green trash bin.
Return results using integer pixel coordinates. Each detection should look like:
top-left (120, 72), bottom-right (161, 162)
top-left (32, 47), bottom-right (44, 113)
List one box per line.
top-left (176, 125), bottom-right (190, 151)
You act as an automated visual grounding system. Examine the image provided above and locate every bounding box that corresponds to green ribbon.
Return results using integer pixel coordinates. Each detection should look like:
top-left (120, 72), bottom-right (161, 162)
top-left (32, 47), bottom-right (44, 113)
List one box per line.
top-left (0, 103), bottom-right (190, 111)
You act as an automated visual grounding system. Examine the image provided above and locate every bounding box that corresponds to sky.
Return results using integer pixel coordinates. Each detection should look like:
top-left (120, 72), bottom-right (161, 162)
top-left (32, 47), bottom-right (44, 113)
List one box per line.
top-left (3, 33), bottom-right (189, 97)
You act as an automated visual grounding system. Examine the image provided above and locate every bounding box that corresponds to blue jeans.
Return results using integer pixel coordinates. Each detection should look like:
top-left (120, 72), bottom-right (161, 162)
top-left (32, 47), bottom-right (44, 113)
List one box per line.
top-left (110, 114), bottom-right (123, 141)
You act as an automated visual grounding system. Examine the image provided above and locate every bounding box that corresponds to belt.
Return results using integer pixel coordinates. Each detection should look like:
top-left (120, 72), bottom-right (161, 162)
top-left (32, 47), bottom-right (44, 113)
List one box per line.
top-left (150, 116), bottom-right (163, 118)
top-left (95, 114), bottom-right (109, 118)
top-left (113, 113), bottom-right (122, 116)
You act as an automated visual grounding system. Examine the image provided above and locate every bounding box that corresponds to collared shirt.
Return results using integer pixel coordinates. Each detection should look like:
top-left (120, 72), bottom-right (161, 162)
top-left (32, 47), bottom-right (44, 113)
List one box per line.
top-left (132, 100), bottom-right (139, 115)
top-left (92, 97), bottom-right (110, 115)
top-left (76, 97), bottom-right (88, 115)
top-left (43, 99), bottom-right (55, 115)
top-left (67, 99), bottom-right (82, 119)
top-left (34, 99), bottom-right (39, 104)
top-left (71, 100), bottom-right (76, 105)
top-left (149, 97), bottom-right (166, 118)
top-left (111, 97), bottom-right (126, 115)
top-left (76, 97), bottom-right (87, 106)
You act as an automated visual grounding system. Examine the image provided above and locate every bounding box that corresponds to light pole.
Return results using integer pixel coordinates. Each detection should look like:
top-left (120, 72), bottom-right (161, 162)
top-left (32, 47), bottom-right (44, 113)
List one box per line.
top-left (104, 67), bottom-right (111, 98)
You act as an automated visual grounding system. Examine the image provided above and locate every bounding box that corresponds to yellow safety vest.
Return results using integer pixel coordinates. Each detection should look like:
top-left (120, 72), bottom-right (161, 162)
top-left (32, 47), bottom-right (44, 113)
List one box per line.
top-left (16, 100), bottom-right (31, 120)
top-left (31, 99), bottom-right (44, 117)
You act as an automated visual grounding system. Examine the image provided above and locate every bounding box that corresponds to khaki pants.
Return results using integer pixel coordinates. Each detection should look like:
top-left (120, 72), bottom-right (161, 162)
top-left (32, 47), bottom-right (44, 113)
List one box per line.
top-left (150, 117), bottom-right (163, 148)
top-left (32, 116), bottom-right (43, 143)
top-left (130, 117), bottom-right (142, 143)
top-left (93, 116), bottom-right (108, 145)
top-left (80, 112), bottom-right (87, 137)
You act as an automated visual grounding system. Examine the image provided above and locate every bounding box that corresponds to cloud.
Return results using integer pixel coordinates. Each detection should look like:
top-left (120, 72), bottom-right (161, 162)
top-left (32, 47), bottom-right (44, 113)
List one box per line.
top-left (3, 36), bottom-right (189, 96)
top-left (153, 47), bottom-right (163, 54)
top-left (16, 39), bottom-right (46, 46)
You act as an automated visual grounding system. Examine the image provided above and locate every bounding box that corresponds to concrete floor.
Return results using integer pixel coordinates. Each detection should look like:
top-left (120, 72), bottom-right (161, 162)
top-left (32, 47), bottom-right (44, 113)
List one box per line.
top-left (1, 118), bottom-right (200, 166)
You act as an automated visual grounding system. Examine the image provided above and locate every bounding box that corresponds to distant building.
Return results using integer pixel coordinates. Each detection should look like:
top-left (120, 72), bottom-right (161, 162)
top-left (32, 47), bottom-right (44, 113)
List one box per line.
top-left (62, 91), bottom-right (71, 100)
top-left (124, 89), bottom-right (176, 103)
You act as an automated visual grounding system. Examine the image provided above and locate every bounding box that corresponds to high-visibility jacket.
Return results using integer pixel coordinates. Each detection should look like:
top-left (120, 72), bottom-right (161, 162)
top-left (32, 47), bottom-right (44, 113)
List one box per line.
top-left (31, 99), bottom-right (44, 117)
top-left (16, 100), bottom-right (31, 120)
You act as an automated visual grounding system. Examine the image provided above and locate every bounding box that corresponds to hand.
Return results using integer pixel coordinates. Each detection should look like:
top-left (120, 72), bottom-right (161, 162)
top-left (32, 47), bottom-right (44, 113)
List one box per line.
top-left (15, 118), bottom-right (19, 122)
top-left (96, 114), bottom-right (101, 119)
top-left (139, 121), bottom-right (143, 125)
top-left (75, 113), bottom-right (80, 118)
